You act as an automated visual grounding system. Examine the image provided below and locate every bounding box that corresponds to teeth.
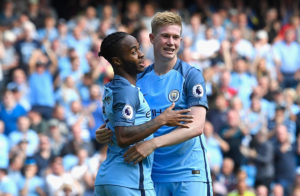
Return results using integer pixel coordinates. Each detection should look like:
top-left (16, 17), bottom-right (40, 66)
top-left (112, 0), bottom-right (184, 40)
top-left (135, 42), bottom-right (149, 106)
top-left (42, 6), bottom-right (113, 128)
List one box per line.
top-left (165, 48), bottom-right (174, 51)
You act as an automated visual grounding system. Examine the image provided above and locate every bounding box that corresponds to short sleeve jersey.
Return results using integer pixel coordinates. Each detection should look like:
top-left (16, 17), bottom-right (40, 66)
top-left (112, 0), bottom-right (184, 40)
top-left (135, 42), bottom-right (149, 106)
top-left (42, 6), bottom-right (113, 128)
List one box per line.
top-left (95, 75), bottom-right (153, 190)
top-left (137, 59), bottom-right (211, 183)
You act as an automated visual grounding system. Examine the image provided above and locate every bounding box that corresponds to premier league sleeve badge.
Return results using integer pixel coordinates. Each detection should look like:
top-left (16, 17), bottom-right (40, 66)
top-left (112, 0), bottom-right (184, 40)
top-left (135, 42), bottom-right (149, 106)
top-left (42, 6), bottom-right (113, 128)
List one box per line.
top-left (122, 104), bottom-right (134, 120)
top-left (192, 84), bottom-right (204, 98)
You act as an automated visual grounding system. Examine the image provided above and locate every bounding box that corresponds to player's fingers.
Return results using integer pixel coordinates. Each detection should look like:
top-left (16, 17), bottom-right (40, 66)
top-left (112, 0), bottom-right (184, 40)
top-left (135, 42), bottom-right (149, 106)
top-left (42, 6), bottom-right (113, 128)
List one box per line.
top-left (96, 129), bottom-right (112, 137)
top-left (99, 124), bottom-right (106, 129)
top-left (167, 102), bottom-right (175, 110)
top-left (134, 156), bottom-right (144, 164)
top-left (177, 123), bottom-right (190, 128)
top-left (125, 153), bottom-right (140, 163)
top-left (123, 148), bottom-right (134, 158)
top-left (179, 118), bottom-right (193, 123)
top-left (179, 114), bottom-right (193, 119)
top-left (177, 109), bottom-right (191, 113)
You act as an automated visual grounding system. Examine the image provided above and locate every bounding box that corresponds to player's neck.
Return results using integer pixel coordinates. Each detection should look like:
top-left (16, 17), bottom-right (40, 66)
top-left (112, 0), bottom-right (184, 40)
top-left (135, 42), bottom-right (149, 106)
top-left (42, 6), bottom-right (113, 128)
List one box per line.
top-left (118, 71), bottom-right (137, 85)
top-left (154, 56), bottom-right (177, 75)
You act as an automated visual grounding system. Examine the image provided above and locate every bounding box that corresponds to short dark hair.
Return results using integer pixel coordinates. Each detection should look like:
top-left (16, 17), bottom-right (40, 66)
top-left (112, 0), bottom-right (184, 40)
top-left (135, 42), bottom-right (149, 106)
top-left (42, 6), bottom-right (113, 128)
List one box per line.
top-left (98, 32), bottom-right (128, 64)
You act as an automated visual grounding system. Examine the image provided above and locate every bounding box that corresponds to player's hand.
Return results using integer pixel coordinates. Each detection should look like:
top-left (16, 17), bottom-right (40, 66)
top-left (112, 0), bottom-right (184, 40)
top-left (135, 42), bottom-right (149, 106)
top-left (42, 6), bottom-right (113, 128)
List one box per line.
top-left (159, 102), bottom-right (193, 128)
top-left (95, 124), bottom-right (112, 144)
top-left (123, 140), bottom-right (156, 164)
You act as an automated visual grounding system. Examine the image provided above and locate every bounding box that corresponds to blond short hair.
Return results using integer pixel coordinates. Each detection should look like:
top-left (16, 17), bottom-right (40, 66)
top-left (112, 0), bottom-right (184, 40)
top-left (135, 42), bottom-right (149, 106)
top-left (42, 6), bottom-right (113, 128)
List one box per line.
top-left (151, 11), bottom-right (182, 34)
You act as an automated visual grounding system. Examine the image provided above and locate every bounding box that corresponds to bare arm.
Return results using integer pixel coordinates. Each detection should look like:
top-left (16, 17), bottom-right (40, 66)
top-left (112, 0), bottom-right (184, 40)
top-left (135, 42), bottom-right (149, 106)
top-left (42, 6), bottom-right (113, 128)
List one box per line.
top-left (151, 106), bottom-right (205, 147)
top-left (116, 103), bottom-right (193, 147)
top-left (124, 106), bottom-right (206, 163)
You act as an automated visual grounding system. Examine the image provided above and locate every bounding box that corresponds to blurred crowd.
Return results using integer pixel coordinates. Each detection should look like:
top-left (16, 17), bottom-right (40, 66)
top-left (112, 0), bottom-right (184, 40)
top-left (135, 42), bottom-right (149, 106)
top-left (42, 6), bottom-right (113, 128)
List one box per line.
top-left (0, 0), bottom-right (300, 195)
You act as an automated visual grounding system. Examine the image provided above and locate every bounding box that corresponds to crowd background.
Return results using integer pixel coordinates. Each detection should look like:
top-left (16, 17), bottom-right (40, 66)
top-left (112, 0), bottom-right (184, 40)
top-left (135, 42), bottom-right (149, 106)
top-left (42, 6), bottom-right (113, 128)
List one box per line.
top-left (0, 0), bottom-right (300, 195)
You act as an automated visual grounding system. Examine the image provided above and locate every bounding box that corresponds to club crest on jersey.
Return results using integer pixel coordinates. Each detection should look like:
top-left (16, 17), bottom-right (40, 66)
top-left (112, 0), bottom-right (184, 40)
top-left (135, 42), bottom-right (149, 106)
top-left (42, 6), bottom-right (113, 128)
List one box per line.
top-left (192, 84), bottom-right (204, 98)
top-left (122, 104), bottom-right (133, 120)
top-left (168, 90), bottom-right (180, 102)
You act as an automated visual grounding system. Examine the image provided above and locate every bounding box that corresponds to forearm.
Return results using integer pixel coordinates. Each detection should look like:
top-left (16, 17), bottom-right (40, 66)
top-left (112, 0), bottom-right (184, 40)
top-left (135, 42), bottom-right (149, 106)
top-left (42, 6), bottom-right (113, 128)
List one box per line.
top-left (151, 107), bottom-right (206, 148)
top-left (116, 115), bottom-right (165, 147)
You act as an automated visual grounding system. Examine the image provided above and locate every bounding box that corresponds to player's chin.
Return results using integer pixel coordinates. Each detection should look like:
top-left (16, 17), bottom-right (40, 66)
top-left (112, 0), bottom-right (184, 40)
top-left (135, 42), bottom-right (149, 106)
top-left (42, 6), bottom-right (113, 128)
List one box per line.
top-left (136, 66), bottom-right (145, 73)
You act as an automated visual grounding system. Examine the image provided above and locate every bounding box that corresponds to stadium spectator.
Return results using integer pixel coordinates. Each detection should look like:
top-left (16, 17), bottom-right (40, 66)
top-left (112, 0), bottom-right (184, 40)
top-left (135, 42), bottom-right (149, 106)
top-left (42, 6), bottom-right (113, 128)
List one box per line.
top-left (0, 90), bottom-right (27, 135)
top-left (241, 129), bottom-right (274, 190)
top-left (9, 116), bottom-right (39, 156)
top-left (207, 93), bottom-right (229, 134)
top-left (45, 156), bottom-right (82, 196)
top-left (221, 109), bottom-right (248, 168)
top-left (7, 68), bottom-right (30, 111)
top-left (0, 30), bottom-right (18, 87)
top-left (273, 28), bottom-right (300, 89)
top-left (28, 48), bottom-right (57, 120)
top-left (204, 121), bottom-right (229, 173)
top-left (216, 157), bottom-right (237, 194)
top-left (0, 167), bottom-right (18, 196)
top-left (28, 109), bottom-right (48, 134)
top-left (33, 134), bottom-right (55, 177)
top-left (273, 124), bottom-right (298, 196)
top-left (17, 157), bottom-right (46, 196)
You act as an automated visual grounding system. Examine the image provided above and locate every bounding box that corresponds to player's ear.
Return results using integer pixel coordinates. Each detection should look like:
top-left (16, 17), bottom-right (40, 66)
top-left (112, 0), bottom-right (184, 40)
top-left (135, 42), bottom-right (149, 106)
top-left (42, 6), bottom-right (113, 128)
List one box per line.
top-left (111, 57), bottom-right (121, 67)
top-left (149, 33), bottom-right (155, 44)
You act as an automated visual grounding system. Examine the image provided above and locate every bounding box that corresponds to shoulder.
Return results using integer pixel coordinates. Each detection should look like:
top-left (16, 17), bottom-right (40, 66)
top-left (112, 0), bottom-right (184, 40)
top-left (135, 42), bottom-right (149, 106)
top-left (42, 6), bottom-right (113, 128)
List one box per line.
top-left (138, 64), bottom-right (154, 80)
top-left (174, 59), bottom-right (204, 79)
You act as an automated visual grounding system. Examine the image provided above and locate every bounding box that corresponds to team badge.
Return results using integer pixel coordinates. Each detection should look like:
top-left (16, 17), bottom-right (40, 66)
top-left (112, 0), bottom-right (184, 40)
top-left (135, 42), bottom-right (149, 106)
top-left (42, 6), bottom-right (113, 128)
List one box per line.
top-left (122, 104), bottom-right (133, 120)
top-left (168, 90), bottom-right (180, 102)
top-left (192, 84), bottom-right (204, 98)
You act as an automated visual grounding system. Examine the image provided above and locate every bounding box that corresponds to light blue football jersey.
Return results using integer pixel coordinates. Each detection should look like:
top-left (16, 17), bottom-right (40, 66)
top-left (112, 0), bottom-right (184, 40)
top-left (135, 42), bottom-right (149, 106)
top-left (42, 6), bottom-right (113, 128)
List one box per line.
top-left (137, 59), bottom-right (212, 183)
top-left (95, 75), bottom-right (153, 190)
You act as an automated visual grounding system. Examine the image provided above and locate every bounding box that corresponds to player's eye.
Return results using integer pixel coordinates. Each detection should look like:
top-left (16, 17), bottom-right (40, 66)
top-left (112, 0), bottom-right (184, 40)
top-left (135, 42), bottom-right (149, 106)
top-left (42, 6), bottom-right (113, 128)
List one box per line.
top-left (173, 35), bottom-right (180, 40)
top-left (131, 49), bottom-right (137, 55)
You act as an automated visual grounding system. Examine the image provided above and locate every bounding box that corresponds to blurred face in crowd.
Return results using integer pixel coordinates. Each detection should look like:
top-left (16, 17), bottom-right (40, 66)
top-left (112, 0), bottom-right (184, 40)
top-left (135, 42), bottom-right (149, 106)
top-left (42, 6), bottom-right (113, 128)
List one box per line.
top-left (234, 58), bottom-right (247, 73)
top-left (220, 70), bottom-right (231, 87)
top-left (39, 135), bottom-right (50, 151)
top-left (70, 100), bottom-right (82, 113)
top-left (18, 116), bottom-right (30, 132)
top-left (86, 6), bottom-right (97, 19)
top-left (272, 184), bottom-right (284, 196)
top-left (212, 13), bottom-right (222, 26)
top-left (250, 96), bottom-right (261, 112)
top-left (284, 29), bottom-right (296, 43)
top-left (275, 124), bottom-right (289, 144)
top-left (64, 76), bottom-right (75, 88)
top-left (227, 110), bottom-right (240, 127)
top-left (53, 105), bottom-right (65, 120)
top-left (77, 149), bottom-right (88, 164)
top-left (45, 17), bottom-right (56, 29)
top-left (275, 124), bottom-right (289, 143)
top-left (238, 13), bottom-right (247, 28)
top-left (150, 24), bottom-right (182, 62)
top-left (215, 94), bottom-right (227, 111)
top-left (51, 157), bottom-right (64, 175)
top-left (71, 57), bottom-right (80, 71)
top-left (90, 84), bottom-right (101, 100)
top-left (256, 185), bottom-right (268, 196)
top-left (13, 69), bottom-right (26, 84)
top-left (222, 158), bottom-right (234, 175)
top-left (3, 91), bottom-right (16, 108)
top-left (102, 5), bottom-right (113, 19)
top-left (230, 97), bottom-right (243, 111)
top-left (190, 14), bottom-right (201, 30)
